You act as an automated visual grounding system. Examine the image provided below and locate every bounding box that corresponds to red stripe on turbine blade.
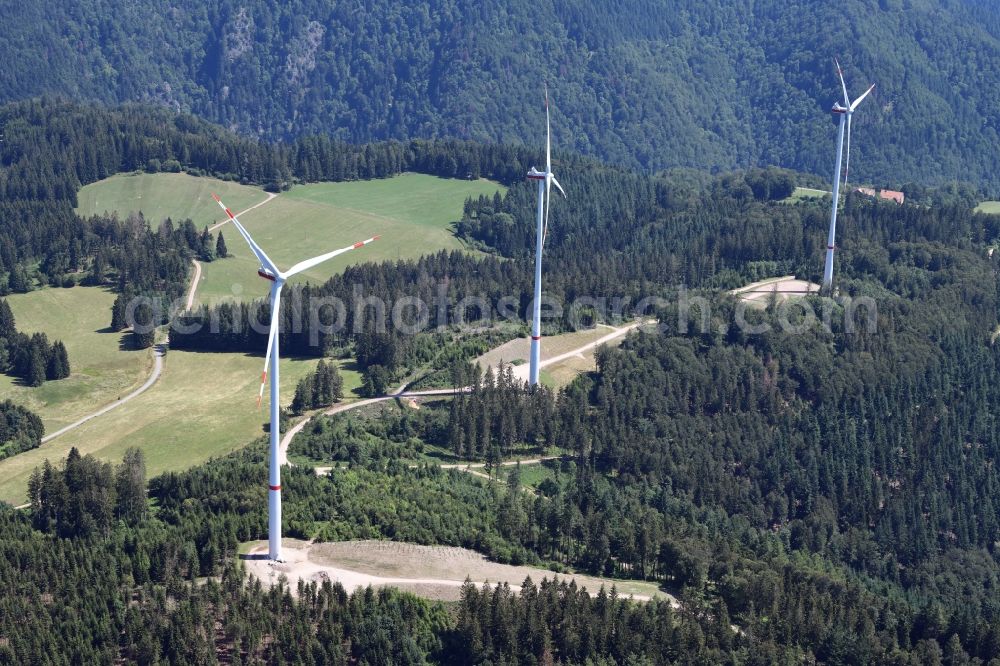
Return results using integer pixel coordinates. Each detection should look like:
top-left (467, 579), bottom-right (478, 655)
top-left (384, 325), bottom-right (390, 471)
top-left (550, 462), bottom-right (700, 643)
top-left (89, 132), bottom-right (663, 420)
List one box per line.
top-left (269, 484), bottom-right (281, 491)
top-left (353, 241), bottom-right (364, 249)
top-left (372, 235), bottom-right (381, 241)
top-left (225, 208), bottom-right (235, 219)
top-left (212, 193), bottom-right (221, 202)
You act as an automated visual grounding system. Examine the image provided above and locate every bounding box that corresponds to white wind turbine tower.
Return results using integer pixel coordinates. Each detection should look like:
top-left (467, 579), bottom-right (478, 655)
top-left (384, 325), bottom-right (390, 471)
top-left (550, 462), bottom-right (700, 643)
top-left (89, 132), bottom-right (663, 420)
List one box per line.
top-left (525, 87), bottom-right (566, 386)
top-left (823, 59), bottom-right (875, 293)
top-left (212, 193), bottom-right (378, 561)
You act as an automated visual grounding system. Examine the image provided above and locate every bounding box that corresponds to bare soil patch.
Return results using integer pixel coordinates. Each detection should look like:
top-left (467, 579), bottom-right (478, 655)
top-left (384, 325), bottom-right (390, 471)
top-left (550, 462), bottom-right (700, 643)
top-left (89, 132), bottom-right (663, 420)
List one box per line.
top-left (243, 539), bottom-right (670, 604)
top-left (731, 276), bottom-right (820, 308)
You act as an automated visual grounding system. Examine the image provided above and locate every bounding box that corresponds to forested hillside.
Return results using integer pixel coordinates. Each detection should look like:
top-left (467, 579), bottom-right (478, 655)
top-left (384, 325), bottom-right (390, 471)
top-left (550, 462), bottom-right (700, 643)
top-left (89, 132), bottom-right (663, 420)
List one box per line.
top-left (3, 1), bottom-right (1000, 188)
top-left (5, 97), bottom-right (1000, 662)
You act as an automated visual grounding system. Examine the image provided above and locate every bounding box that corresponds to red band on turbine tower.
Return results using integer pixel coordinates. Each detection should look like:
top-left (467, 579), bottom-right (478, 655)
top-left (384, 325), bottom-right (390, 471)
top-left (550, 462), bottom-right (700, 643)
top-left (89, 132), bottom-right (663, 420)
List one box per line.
top-left (269, 484), bottom-right (281, 491)
top-left (827, 245), bottom-right (836, 250)
top-left (531, 335), bottom-right (541, 341)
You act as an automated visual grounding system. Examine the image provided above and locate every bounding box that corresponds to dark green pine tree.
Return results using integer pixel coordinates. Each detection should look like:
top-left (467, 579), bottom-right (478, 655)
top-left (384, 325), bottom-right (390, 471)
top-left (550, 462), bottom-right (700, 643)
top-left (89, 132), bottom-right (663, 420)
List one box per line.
top-left (59, 342), bottom-right (71, 377)
top-left (313, 360), bottom-right (331, 406)
top-left (115, 447), bottom-right (147, 526)
top-left (0, 298), bottom-right (15, 340)
top-left (88, 251), bottom-right (106, 285)
top-left (27, 341), bottom-right (47, 387)
top-left (361, 364), bottom-right (390, 397)
top-left (328, 361), bottom-right (343, 402)
top-left (131, 303), bottom-right (156, 350)
top-left (291, 374), bottom-right (314, 414)
top-left (199, 228), bottom-right (215, 262)
top-left (8, 264), bottom-right (30, 293)
top-left (215, 232), bottom-right (228, 258)
top-left (110, 294), bottom-right (128, 331)
top-left (46, 340), bottom-right (70, 380)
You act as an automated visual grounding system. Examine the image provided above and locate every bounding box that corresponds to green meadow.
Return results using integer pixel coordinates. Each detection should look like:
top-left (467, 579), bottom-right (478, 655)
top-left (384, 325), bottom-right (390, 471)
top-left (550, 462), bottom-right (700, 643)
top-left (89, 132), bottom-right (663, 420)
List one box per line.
top-left (0, 172), bottom-right (503, 504)
top-left (783, 186), bottom-right (831, 203)
top-left (0, 286), bottom-right (148, 432)
top-left (0, 347), bottom-right (358, 505)
top-left (195, 173), bottom-right (504, 304)
top-left (76, 172), bottom-right (270, 228)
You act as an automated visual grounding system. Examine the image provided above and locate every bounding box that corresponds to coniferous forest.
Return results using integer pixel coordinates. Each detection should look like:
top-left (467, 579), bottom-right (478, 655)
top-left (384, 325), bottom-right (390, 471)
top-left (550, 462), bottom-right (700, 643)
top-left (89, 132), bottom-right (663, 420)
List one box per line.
top-left (3, 12), bottom-right (1000, 659)
top-left (4, 2), bottom-right (1000, 190)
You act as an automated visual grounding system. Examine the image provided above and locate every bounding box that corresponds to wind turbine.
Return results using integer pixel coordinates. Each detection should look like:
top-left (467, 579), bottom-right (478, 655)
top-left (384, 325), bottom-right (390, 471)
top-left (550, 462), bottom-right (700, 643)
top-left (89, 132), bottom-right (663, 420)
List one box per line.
top-left (525, 87), bottom-right (566, 386)
top-left (212, 193), bottom-right (378, 561)
top-left (823, 59), bottom-right (875, 293)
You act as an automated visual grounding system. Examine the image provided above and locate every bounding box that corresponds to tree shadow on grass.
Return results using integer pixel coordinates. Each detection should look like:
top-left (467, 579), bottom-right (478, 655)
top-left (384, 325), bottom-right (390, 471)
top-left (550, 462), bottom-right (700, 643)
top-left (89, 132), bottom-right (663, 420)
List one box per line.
top-left (117, 332), bottom-right (136, 351)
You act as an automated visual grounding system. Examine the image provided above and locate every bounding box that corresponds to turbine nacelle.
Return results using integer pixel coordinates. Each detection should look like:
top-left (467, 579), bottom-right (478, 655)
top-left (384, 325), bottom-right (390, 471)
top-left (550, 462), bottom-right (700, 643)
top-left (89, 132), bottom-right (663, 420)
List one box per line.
top-left (831, 102), bottom-right (848, 115)
top-left (257, 267), bottom-right (278, 282)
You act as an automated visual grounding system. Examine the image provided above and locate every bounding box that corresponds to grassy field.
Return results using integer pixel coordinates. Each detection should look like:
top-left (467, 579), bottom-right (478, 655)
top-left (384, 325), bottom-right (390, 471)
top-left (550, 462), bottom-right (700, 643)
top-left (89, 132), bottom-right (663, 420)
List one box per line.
top-left (0, 287), bottom-right (149, 432)
top-left (76, 172), bottom-right (270, 228)
top-left (975, 201), bottom-right (1000, 214)
top-left (195, 173), bottom-right (504, 304)
top-left (511, 459), bottom-right (561, 490)
top-left (0, 347), bottom-right (343, 504)
top-left (0, 172), bottom-right (505, 503)
top-left (784, 187), bottom-right (831, 203)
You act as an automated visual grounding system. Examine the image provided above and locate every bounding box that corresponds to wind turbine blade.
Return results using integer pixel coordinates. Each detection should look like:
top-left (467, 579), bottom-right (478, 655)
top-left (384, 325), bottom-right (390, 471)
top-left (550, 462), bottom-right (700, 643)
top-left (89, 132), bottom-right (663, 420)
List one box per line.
top-left (543, 176), bottom-right (551, 246)
top-left (850, 84), bottom-right (876, 111)
top-left (282, 236), bottom-right (380, 278)
top-left (545, 85), bottom-right (552, 175)
top-left (835, 59), bottom-right (850, 107)
top-left (258, 286), bottom-right (281, 409)
top-left (212, 194), bottom-right (278, 273)
top-left (551, 176), bottom-right (567, 198)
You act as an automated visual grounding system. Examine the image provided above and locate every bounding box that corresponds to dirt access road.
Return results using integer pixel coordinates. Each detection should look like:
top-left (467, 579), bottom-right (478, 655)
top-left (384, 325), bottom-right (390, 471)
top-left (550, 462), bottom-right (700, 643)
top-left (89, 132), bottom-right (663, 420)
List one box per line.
top-left (41, 343), bottom-right (167, 445)
top-left (184, 191), bottom-right (279, 312)
top-left (280, 320), bottom-right (648, 467)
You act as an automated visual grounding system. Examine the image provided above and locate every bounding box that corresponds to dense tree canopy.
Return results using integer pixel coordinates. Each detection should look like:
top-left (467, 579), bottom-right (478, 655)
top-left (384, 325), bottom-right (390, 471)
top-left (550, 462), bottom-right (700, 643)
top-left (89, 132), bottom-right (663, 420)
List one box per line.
top-left (4, 85), bottom-right (1000, 663)
top-left (3, 2), bottom-right (1000, 190)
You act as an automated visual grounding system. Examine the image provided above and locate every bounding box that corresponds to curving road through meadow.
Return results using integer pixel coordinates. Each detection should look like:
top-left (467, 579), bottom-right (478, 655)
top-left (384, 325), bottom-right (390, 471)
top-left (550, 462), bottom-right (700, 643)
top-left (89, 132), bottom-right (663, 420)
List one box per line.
top-left (41, 343), bottom-right (167, 445)
top-left (38, 190), bottom-right (281, 448)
